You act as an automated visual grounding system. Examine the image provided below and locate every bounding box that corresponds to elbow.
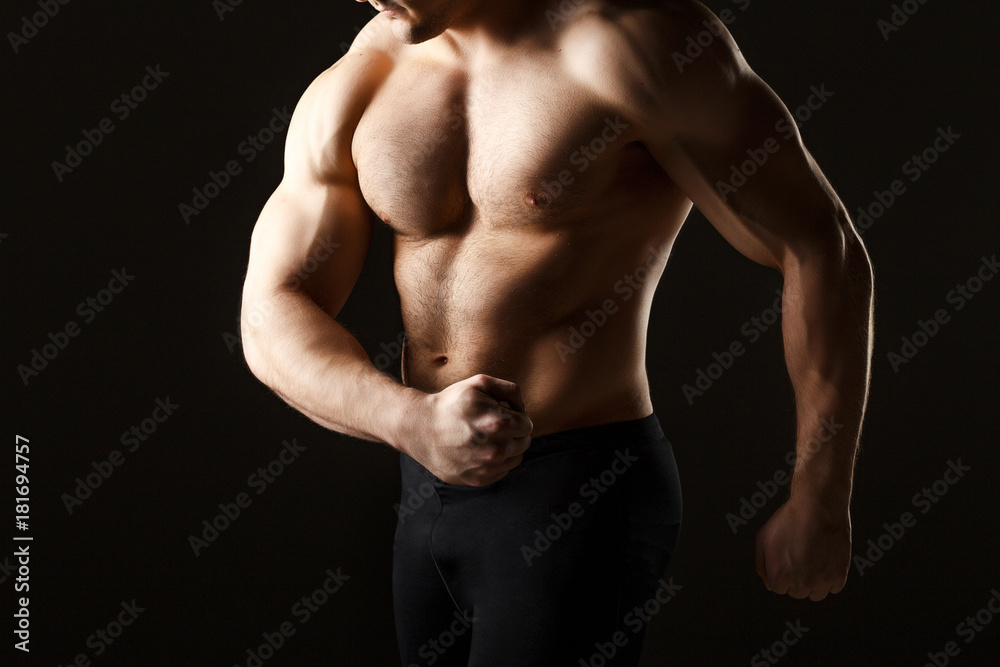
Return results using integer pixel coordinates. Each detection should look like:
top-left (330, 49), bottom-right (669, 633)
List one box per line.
top-left (241, 332), bottom-right (265, 382)
top-left (240, 299), bottom-right (270, 382)
top-left (240, 321), bottom-right (265, 382)
top-left (837, 207), bottom-right (875, 288)
top-left (842, 233), bottom-right (874, 303)
top-left (816, 209), bottom-right (876, 298)
top-left (782, 201), bottom-right (874, 285)
top-left (782, 214), bottom-right (874, 314)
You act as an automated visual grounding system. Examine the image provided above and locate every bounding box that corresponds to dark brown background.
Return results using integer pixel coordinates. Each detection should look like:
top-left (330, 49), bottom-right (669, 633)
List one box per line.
top-left (4, 1), bottom-right (997, 665)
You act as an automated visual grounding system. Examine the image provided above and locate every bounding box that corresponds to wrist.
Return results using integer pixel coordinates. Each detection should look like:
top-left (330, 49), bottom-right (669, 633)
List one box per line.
top-left (788, 477), bottom-right (852, 517)
top-left (788, 431), bottom-right (857, 510)
top-left (383, 386), bottom-right (430, 455)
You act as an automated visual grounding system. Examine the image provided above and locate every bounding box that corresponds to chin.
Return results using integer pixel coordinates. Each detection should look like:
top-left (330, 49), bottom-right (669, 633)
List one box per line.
top-left (389, 21), bottom-right (418, 44)
top-left (389, 15), bottom-right (446, 44)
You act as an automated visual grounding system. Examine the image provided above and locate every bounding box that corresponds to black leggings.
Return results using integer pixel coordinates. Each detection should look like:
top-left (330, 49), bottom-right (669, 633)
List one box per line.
top-left (392, 413), bottom-right (683, 667)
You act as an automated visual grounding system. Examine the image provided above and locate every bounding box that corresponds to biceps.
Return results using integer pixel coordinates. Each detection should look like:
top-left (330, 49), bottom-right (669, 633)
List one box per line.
top-left (244, 179), bottom-right (373, 317)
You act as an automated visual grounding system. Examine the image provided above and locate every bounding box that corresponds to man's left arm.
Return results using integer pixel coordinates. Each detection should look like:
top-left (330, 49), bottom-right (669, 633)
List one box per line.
top-left (607, 2), bottom-right (874, 600)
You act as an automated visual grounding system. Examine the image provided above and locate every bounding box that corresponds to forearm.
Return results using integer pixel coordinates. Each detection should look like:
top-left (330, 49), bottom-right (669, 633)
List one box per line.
top-left (241, 287), bottom-right (423, 451)
top-left (781, 238), bottom-right (874, 509)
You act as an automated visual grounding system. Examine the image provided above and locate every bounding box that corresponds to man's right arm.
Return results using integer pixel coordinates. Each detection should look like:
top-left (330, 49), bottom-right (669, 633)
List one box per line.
top-left (240, 44), bottom-right (422, 448)
top-left (240, 31), bottom-right (532, 483)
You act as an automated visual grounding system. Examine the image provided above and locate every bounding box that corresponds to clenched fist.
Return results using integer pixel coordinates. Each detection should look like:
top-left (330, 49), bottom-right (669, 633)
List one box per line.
top-left (755, 496), bottom-right (852, 601)
top-left (405, 374), bottom-right (533, 486)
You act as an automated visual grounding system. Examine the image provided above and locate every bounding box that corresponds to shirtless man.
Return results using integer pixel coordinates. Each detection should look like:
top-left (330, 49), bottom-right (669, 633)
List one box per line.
top-left (240, 0), bottom-right (874, 663)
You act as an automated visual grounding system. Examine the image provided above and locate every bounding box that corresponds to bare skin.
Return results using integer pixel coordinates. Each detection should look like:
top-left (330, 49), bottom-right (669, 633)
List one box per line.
top-left (241, 0), bottom-right (874, 602)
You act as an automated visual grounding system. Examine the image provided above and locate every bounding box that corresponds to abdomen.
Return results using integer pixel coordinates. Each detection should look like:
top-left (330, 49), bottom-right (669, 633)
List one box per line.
top-left (393, 190), bottom-right (689, 435)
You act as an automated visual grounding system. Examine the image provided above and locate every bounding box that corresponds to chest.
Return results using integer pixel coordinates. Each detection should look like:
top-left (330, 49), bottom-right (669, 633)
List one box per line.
top-left (352, 55), bottom-right (634, 235)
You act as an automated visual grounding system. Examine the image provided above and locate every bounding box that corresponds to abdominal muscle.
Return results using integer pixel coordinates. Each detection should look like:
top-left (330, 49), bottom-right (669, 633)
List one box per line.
top-left (393, 205), bottom-right (685, 437)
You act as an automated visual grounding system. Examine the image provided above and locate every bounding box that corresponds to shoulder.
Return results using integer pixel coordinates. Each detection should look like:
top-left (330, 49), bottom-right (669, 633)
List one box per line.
top-left (555, 1), bottom-right (752, 125)
top-left (285, 14), bottom-right (398, 182)
top-left (299, 13), bottom-right (398, 117)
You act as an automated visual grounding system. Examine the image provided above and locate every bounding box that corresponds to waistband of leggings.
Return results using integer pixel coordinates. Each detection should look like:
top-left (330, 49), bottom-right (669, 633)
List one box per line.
top-left (525, 412), bottom-right (666, 456)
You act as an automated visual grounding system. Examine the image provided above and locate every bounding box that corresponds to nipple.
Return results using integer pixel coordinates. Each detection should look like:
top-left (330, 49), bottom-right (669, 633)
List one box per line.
top-left (524, 191), bottom-right (551, 209)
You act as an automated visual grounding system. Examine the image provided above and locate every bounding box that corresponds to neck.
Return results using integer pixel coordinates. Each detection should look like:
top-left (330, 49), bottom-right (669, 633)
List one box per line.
top-left (436, 0), bottom-right (552, 56)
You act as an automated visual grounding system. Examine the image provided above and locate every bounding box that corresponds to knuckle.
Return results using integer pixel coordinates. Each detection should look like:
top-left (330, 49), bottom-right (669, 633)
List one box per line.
top-left (483, 445), bottom-right (504, 462)
top-left (477, 413), bottom-right (505, 435)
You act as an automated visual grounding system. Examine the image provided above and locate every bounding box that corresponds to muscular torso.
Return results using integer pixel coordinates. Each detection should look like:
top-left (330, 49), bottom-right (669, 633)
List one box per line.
top-left (351, 9), bottom-right (693, 435)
